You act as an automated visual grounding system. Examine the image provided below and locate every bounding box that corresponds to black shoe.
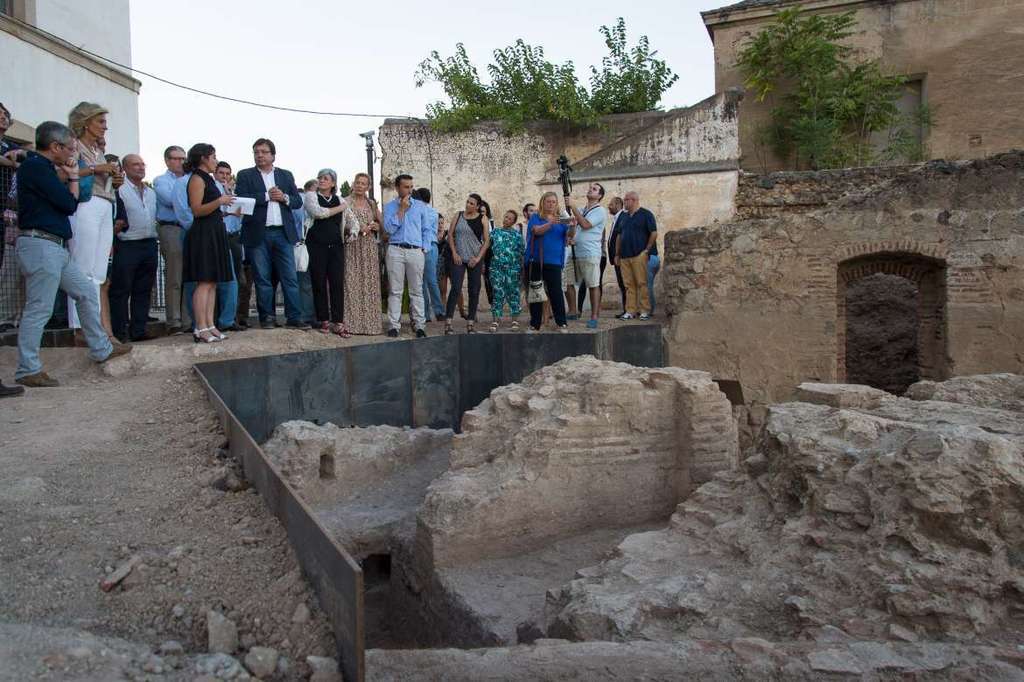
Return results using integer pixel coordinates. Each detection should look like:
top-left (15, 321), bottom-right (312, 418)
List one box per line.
top-left (260, 320), bottom-right (276, 330)
top-left (222, 324), bottom-right (244, 332)
top-left (146, 316), bottom-right (159, 322)
top-left (129, 331), bottom-right (160, 342)
top-left (273, 320), bottom-right (283, 328)
top-left (386, 329), bottom-right (399, 338)
top-left (285, 320), bottom-right (305, 329)
top-left (435, 314), bottom-right (446, 322)
top-left (166, 324), bottom-right (183, 335)
top-left (0, 380), bottom-right (25, 398)
top-left (416, 328), bottom-right (427, 338)
top-left (237, 319), bottom-right (250, 329)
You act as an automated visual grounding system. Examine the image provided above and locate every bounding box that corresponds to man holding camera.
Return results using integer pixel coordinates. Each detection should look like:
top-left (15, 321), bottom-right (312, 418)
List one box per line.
top-left (564, 182), bottom-right (607, 329)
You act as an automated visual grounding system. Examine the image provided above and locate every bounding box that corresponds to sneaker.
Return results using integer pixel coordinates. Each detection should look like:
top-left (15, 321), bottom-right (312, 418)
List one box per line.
top-left (639, 313), bottom-right (650, 321)
top-left (285, 320), bottom-right (305, 329)
top-left (386, 328), bottom-right (399, 338)
top-left (415, 328), bottom-right (427, 338)
top-left (0, 380), bottom-right (25, 398)
top-left (586, 319), bottom-right (598, 329)
top-left (16, 371), bottom-right (59, 388)
top-left (620, 313), bottom-right (635, 320)
top-left (566, 314), bottom-right (580, 321)
top-left (558, 325), bottom-right (569, 334)
top-left (614, 313), bottom-right (626, 320)
top-left (260, 320), bottom-right (276, 330)
top-left (99, 343), bottom-right (133, 363)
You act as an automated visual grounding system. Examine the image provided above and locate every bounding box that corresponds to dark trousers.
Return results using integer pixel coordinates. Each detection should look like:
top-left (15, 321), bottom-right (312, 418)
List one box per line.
top-left (446, 261), bottom-right (483, 321)
top-left (483, 251), bottom-right (494, 304)
top-left (528, 263), bottom-right (566, 330)
top-left (577, 256), bottom-right (607, 311)
top-left (109, 238), bottom-right (158, 339)
top-left (613, 263), bottom-right (626, 312)
top-left (227, 233), bottom-right (245, 323)
top-left (308, 241), bottom-right (345, 323)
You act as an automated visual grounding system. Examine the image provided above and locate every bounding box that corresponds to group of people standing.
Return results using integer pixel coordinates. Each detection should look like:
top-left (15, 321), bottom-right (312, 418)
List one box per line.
top-left (3, 98), bottom-right (662, 393)
top-left (384, 177), bottom-right (660, 335)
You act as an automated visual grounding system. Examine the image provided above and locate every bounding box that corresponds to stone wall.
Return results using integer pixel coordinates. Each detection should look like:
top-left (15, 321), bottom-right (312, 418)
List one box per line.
top-left (703, 0), bottom-right (1024, 171)
top-left (662, 151), bottom-right (1024, 403)
top-left (415, 357), bottom-right (738, 569)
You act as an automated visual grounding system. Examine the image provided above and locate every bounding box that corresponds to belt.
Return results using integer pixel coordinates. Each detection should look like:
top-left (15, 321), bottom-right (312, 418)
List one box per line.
top-left (266, 225), bottom-right (284, 230)
top-left (19, 229), bottom-right (67, 248)
top-left (158, 220), bottom-right (180, 226)
top-left (391, 242), bottom-right (420, 250)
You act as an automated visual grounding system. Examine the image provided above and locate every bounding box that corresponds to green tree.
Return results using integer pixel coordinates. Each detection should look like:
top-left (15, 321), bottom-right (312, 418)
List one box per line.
top-left (737, 8), bottom-right (932, 170)
top-left (339, 180), bottom-right (351, 198)
top-left (415, 19), bottom-right (677, 132)
top-left (589, 18), bottom-right (678, 115)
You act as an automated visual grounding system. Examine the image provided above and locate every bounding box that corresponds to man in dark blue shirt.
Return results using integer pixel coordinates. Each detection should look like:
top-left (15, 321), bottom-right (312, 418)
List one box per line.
top-left (614, 191), bottom-right (658, 320)
top-left (13, 121), bottom-right (131, 388)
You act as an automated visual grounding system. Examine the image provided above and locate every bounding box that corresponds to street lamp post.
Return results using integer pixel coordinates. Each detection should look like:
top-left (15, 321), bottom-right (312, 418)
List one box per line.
top-left (359, 130), bottom-right (375, 201)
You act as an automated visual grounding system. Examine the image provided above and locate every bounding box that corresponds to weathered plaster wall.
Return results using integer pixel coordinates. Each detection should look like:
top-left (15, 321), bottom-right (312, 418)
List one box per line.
top-left (706, 0), bottom-right (1024, 171)
top-left (663, 152), bottom-right (1024, 403)
top-left (379, 93), bottom-right (742, 309)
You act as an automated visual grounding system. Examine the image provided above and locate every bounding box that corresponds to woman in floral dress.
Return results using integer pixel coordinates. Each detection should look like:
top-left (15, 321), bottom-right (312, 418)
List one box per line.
top-left (343, 173), bottom-right (383, 335)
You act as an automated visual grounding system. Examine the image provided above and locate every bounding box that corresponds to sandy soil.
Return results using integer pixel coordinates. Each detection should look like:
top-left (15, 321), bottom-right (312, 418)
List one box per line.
top-left (0, 314), bottom-right (661, 680)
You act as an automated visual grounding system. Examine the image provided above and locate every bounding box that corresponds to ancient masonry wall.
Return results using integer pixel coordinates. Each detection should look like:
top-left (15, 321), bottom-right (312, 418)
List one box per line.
top-left (662, 153), bottom-right (1024, 404)
top-left (415, 359), bottom-right (738, 569)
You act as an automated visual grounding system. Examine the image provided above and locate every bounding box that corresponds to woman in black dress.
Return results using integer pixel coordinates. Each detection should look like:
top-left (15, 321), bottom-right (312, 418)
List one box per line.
top-left (301, 168), bottom-right (351, 336)
top-left (182, 143), bottom-right (234, 343)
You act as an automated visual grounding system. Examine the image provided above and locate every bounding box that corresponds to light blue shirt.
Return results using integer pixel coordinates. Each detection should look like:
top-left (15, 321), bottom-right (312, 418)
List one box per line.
top-left (172, 173), bottom-right (193, 230)
top-left (382, 196), bottom-right (433, 248)
top-left (216, 179), bottom-right (241, 234)
top-left (153, 169), bottom-right (183, 223)
top-left (423, 205), bottom-right (439, 244)
top-left (573, 204), bottom-right (607, 260)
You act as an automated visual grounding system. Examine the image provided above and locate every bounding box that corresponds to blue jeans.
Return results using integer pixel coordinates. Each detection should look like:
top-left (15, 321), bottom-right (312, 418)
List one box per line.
top-left (297, 270), bottom-right (315, 324)
top-left (250, 229), bottom-right (300, 323)
top-left (647, 254), bottom-right (661, 315)
top-left (422, 242), bottom-right (443, 319)
top-left (15, 236), bottom-right (112, 378)
top-left (184, 257), bottom-right (238, 330)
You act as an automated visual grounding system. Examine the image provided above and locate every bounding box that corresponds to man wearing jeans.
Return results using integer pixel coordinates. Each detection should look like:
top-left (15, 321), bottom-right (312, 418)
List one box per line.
top-left (234, 138), bottom-right (303, 329)
top-left (153, 145), bottom-right (186, 333)
top-left (415, 187), bottom-right (444, 321)
top-left (614, 191), bottom-right (657, 321)
top-left (13, 121), bottom-right (131, 387)
top-left (382, 174), bottom-right (431, 338)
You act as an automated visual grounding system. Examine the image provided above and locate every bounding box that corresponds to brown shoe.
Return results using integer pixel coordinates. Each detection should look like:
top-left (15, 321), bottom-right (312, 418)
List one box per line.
top-left (99, 343), bottom-right (133, 363)
top-left (15, 371), bottom-right (60, 388)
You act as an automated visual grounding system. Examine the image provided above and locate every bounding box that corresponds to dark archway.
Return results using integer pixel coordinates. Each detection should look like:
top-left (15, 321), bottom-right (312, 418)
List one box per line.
top-left (837, 252), bottom-right (947, 392)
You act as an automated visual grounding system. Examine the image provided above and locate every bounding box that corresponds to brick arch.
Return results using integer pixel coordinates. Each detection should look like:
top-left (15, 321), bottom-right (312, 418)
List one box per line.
top-left (836, 251), bottom-right (948, 386)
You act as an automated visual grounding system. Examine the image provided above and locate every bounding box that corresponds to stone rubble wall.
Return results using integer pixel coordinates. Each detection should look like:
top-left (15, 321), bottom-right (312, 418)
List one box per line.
top-left (415, 357), bottom-right (738, 569)
top-left (544, 375), bottom-right (1024, 647)
top-left (663, 152), bottom-right (1024, 403)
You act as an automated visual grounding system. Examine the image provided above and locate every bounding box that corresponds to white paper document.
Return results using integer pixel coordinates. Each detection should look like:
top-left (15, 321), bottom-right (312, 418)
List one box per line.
top-left (228, 197), bottom-right (256, 215)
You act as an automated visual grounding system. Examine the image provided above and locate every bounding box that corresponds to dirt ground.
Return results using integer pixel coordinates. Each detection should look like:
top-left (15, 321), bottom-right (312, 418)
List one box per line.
top-left (0, 314), bottom-right (656, 681)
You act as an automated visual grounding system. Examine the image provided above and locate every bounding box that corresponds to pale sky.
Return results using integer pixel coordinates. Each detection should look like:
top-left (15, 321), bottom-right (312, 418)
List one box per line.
top-left (130, 0), bottom-right (730, 188)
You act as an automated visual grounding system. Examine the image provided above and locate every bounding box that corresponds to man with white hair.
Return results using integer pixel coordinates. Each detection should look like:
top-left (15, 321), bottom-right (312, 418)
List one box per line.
top-left (110, 153), bottom-right (159, 342)
top-left (614, 190), bottom-right (657, 320)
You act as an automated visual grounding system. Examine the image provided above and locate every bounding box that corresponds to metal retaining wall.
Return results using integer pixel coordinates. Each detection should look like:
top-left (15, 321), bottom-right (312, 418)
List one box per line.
top-left (193, 325), bottom-right (664, 681)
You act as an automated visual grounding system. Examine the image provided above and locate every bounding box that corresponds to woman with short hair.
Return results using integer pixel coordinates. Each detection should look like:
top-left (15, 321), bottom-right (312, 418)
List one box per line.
top-left (302, 168), bottom-right (356, 336)
top-left (67, 102), bottom-right (121, 342)
top-left (182, 143), bottom-right (235, 342)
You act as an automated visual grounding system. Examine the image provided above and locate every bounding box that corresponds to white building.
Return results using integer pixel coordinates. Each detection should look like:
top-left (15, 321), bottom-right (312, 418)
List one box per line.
top-left (1, 0), bottom-right (140, 152)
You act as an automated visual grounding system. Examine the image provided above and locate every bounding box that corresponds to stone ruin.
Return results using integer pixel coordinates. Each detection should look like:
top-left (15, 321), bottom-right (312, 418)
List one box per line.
top-left (261, 358), bottom-right (1024, 679)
